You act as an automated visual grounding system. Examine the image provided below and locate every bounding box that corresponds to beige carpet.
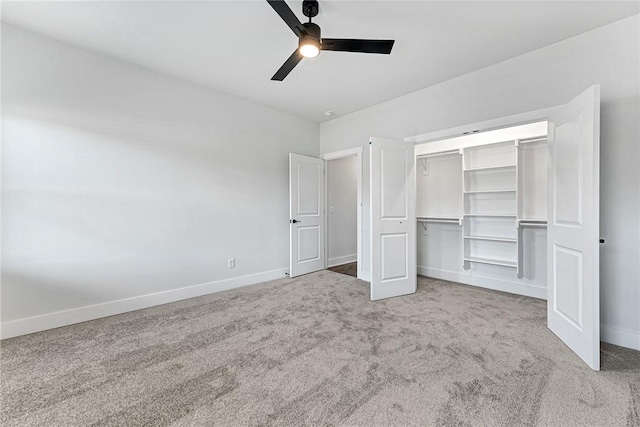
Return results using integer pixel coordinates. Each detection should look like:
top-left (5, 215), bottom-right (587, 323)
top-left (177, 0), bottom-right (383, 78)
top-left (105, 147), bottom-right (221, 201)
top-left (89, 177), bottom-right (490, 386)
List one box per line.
top-left (1, 272), bottom-right (638, 426)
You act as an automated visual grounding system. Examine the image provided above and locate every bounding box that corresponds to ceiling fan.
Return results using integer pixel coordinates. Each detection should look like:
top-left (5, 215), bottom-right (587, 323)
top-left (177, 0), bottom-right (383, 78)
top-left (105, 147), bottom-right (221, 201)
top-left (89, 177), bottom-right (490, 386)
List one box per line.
top-left (267, 0), bottom-right (395, 81)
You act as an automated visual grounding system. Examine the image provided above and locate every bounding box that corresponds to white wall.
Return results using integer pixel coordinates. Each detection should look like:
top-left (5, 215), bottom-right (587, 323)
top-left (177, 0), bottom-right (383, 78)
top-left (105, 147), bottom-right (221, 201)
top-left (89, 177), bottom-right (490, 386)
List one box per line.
top-left (1, 25), bottom-right (319, 337)
top-left (327, 156), bottom-right (357, 266)
top-left (320, 16), bottom-right (640, 350)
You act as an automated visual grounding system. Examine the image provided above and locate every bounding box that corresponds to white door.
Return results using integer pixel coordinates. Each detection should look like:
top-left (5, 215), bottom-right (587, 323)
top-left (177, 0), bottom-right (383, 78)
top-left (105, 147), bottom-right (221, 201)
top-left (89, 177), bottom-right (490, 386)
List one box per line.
top-left (289, 153), bottom-right (325, 277)
top-left (370, 137), bottom-right (417, 300)
top-left (547, 85), bottom-right (600, 370)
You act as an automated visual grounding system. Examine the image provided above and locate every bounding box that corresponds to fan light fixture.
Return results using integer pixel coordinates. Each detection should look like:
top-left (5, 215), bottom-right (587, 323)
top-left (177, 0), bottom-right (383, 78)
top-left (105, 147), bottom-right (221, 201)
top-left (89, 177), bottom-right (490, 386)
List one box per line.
top-left (299, 37), bottom-right (320, 58)
top-left (298, 23), bottom-right (321, 58)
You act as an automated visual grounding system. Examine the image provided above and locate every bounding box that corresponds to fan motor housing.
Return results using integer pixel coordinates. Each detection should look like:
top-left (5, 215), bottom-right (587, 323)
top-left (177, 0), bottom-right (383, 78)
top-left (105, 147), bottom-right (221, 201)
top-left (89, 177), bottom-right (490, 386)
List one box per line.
top-left (302, 22), bottom-right (321, 40)
top-left (302, 0), bottom-right (319, 18)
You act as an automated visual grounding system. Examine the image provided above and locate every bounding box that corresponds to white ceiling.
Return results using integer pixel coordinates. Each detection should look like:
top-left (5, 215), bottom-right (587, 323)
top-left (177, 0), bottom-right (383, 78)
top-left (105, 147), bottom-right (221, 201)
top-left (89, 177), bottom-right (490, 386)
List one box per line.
top-left (2, 1), bottom-right (638, 122)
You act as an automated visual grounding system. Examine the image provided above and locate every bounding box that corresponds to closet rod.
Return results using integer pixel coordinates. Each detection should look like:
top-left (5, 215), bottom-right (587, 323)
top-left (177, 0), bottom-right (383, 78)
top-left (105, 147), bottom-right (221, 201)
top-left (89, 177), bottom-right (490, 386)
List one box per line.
top-left (416, 150), bottom-right (460, 159)
top-left (417, 217), bottom-right (461, 224)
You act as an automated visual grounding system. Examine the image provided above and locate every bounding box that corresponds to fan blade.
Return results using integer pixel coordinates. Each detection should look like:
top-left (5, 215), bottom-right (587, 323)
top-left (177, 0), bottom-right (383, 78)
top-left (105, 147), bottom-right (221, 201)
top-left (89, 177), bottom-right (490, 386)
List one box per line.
top-left (272, 50), bottom-right (304, 81)
top-left (267, 0), bottom-right (307, 37)
top-left (321, 39), bottom-right (395, 54)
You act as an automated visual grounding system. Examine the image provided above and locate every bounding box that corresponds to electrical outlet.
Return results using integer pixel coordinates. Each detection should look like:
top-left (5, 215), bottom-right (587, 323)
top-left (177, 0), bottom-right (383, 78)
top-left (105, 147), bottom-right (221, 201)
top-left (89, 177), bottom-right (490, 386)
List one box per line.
top-left (329, 206), bottom-right (335, 214)
top-left (228, 258), bottom-right (235, 268)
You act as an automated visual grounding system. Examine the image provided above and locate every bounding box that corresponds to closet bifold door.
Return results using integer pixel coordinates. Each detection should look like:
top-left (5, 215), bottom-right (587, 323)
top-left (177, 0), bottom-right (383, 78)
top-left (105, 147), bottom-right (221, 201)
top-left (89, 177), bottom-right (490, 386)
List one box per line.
top-left (462, 142), bottom-right (518, 271)
top-left (547, 85), bottom-right (600, 371)
top-left (369, 137), bottom-right (416, 301)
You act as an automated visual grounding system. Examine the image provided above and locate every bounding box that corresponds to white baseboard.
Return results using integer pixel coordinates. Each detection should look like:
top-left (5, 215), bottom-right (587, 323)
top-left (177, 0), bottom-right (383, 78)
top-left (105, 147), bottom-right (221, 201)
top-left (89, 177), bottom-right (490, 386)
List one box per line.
top-left (328, 254), bottom-right (357, 268)
top-left (1, 267), bottom-right (289, 340)
top-left (418, 266), bottom-right (547, 300)
top-left (601, 324), bottom-right (640, 351)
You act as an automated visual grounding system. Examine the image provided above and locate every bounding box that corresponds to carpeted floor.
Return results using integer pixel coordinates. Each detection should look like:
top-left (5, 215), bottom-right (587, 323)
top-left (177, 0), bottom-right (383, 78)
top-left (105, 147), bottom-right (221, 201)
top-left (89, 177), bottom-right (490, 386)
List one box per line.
top-left (1, 272), bottom-right (639, 426)
top-left (327, 262), bottom-right (357, 278)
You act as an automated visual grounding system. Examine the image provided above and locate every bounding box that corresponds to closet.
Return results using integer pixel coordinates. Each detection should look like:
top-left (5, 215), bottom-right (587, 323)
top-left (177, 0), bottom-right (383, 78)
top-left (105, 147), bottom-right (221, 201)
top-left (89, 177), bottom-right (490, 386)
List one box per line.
top-left (415, 122), bottom-right (548, 299)
top-left (366, 85), bottom-right (600, 369)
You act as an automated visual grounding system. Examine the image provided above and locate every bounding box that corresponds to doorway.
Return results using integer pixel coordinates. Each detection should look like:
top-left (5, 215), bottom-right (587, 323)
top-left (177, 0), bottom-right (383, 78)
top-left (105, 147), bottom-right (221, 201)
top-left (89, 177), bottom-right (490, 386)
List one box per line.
top-left (288, 148), bottom-right (363, 280)
top-left (321, 147), bottom-right (363, 280)
top-left (325, 155), bottom-right (358, 277)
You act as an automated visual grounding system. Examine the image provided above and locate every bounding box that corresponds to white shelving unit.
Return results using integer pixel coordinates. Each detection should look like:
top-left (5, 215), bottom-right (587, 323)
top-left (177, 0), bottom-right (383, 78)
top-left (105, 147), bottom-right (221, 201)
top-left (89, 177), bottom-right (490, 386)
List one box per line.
top-left (416, 123), bottom-right (548, 298)
top-left (414, 122), bottom-right (549, 299)
top-left (462, 140), bottom-right (519, 271)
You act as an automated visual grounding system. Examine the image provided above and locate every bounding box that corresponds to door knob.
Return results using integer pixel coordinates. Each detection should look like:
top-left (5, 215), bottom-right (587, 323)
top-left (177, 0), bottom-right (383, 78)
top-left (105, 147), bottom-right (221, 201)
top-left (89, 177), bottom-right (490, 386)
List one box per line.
top-left (291, 219), bottom-right (301, 223)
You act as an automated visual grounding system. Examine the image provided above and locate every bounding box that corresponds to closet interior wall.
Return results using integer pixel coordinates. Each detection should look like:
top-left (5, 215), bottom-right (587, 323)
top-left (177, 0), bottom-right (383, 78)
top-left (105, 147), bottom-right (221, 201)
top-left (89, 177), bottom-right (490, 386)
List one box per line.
top-left (415, 122), bottom-right (548, 299)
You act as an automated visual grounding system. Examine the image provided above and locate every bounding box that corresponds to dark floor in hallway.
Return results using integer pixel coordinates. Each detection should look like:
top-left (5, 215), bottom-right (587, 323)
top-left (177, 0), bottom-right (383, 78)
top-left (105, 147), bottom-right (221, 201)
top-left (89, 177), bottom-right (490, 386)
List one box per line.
top-left (327, 262), bottom-right (357, 277)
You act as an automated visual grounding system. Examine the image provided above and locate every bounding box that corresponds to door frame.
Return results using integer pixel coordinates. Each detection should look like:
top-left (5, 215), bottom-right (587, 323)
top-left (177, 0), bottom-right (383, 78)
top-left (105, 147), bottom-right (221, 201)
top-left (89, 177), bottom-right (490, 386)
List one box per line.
top-left (321, 147), bottom-right (364, 280)
top-left (405, 106), bottom-right (558, 145)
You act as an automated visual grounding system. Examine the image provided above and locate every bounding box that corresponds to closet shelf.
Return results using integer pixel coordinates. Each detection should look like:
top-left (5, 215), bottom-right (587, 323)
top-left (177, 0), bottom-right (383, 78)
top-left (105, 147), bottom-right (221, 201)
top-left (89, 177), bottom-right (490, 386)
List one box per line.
top-left (464, 257), bottom-right (517, 268)
top-left (464, 235), bottom-right (517, 243)
top-left (463, 214), bottom-right (517, 218)
top-left (518, 219), bottom-right (547, 228)
top-left (463, 164), bottom-right (516, 172)
top-left (463, 189), bottom-right (516, 194)
top-left (519, 136), bottom-right (547, 144)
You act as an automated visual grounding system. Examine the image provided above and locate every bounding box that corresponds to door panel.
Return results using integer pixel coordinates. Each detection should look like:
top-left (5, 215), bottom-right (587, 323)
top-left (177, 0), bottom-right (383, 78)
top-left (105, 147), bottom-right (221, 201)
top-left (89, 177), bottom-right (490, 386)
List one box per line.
top-left (382, 148), bottom-right (408, 218)
top-left (297, 226), bottom-right (320, 262)
top-left (553, 245), bottom-right (582, 328)
top-left (554, 112), bottom-right (583, 224)
top-left (370, 138), bottom-right (416, 301)
top-left (547, 85), bottom-right (600, 370)
top-left (297, 161), bottom-right (321, 215)
top-left (290, 153), bottom-right (324, 277)
top-left (381, 233), bottom-right (409, 281)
